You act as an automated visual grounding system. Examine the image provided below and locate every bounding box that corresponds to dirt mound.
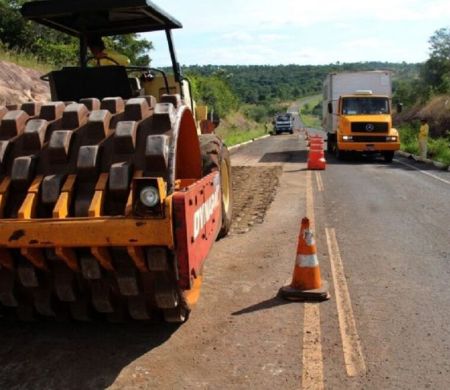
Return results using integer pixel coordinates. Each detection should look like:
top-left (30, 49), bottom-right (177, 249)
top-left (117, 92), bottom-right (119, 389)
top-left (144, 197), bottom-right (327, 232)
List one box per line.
top-left (417, 95), bottom-right (450, 137)
top-left (0, 60), bottom-right (50, 105)
top-left (396, 95), bottom-right (450, 137)
top-left (230, 166), bottom-right (282, 235)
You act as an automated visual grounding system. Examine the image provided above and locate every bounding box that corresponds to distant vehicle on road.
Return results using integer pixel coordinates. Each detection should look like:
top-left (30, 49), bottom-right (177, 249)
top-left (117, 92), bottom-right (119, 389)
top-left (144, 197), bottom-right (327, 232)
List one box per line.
top-left (273, 113), bottom-right (294, 135)
top-left (323, 71), bottom-right (402, 162)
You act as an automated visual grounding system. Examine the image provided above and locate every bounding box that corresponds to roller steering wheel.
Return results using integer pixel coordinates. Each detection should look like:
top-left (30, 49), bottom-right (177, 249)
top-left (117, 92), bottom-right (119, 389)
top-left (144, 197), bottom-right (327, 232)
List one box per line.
top-left (86, 55), bottom-right (121, 67)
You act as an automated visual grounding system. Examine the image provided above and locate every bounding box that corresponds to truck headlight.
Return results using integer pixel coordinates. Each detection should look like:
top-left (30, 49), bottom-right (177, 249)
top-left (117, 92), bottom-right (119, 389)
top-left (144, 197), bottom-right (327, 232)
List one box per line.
top-left (140, 186), bottom-right (159, 207)
top-left (386, 136), bottom-right (398, 142)
top-left (342, 135), bottom-right (353, 141)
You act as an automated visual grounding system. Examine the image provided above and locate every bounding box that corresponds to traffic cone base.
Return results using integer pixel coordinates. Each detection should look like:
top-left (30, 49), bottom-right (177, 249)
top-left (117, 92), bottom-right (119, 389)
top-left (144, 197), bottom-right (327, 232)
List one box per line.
top-left (278, 280), bottom-right (330, 302)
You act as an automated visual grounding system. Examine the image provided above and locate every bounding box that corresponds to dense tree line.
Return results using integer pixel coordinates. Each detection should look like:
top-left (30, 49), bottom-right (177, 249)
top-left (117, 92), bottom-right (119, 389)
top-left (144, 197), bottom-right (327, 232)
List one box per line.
top-left (183, 62), bottom-right (420, 106)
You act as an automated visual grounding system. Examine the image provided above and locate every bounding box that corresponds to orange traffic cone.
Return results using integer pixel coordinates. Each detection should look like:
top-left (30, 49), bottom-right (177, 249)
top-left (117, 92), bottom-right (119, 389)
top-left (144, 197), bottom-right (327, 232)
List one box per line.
top-left (279, 218), bottom-right (330, 301)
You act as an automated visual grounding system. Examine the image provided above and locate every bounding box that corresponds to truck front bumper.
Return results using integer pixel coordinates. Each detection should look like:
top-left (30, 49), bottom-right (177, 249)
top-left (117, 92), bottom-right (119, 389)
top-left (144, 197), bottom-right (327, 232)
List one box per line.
top-left (338, 141), bottom-right (400, 152)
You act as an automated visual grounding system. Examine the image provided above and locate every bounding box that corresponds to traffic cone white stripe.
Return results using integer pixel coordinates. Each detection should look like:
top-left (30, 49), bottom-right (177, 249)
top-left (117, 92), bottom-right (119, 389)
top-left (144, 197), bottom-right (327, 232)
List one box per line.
top-left (296, 254), bottom-right (319, 268)
top-left (304, 230), bottom-right (315, 246)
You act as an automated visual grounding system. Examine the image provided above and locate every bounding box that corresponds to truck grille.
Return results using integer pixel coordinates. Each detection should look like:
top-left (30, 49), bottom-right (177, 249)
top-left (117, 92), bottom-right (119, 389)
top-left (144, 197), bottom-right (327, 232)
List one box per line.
top-left (351, 122), bottom-right (389, 133)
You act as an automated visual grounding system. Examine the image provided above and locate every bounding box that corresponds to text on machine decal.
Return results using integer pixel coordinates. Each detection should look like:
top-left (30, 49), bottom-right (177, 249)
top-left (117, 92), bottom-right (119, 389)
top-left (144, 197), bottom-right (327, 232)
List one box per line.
top-left (193, 185), bottom-right (220, 240)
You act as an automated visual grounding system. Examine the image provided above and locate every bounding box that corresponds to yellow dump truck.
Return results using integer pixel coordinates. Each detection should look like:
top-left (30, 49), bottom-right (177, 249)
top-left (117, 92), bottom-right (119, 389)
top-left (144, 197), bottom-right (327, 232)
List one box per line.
top-left (323, 71), bottom-right (401, 162)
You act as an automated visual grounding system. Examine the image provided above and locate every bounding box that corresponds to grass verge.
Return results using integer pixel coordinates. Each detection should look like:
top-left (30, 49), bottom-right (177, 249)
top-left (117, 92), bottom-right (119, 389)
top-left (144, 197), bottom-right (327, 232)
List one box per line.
top-left (398, 125), bottom-right (450, 166)
top-left (217, 126), bottom-right (267, 146)
top-left (299, 94), bottom-right (322, 129)
top-left (300, 113), bottom-right (322, 129)
top-left (0, 47), bottom-right (52, 73)
top-left (216, 110), bottom-right (269, 146)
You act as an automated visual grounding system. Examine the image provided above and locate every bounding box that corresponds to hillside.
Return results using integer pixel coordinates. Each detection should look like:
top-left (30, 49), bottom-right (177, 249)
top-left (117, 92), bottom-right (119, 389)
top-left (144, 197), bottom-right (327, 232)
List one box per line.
top-left (184, 62), bottom-right (420, 104)
top-left (0, 60), bottom-right (49, 105)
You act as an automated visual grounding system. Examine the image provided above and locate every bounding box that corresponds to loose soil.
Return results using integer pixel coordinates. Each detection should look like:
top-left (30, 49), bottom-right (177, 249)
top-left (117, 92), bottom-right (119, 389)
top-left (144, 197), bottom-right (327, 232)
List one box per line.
top-left (230, 166), bottom-right (282, 234)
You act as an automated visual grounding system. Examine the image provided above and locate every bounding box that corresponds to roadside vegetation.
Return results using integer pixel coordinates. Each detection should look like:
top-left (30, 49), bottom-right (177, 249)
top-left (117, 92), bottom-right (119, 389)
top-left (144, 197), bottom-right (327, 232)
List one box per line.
top-left (215, 112), bottom-right (267, 146)
top-left (0, 43), bottom-right (51, 73)
top-left (398, 124), bottom-right (450, 165)
top-left (299, 95), bottom-right (322, 129)
top-left (0, 1), bottom-right (151, 67)
top-left (393, 27), bottom-right (450, 166)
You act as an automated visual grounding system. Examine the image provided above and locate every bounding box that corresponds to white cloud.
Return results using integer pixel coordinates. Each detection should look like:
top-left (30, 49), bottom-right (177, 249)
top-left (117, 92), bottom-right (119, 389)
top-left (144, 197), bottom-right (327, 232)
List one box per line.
top-left (161, 0), bottom-right (450, 31)
top-left (221, 32), bottom-right (254, 43)
top-left (147, 0), bottom-right (447, 65)
top-left (341, 38), bottom-right (385, 50)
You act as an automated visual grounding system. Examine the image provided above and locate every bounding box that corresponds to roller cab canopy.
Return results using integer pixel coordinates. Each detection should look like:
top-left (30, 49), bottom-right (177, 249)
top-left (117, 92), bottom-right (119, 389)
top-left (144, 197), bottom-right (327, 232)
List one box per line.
top-left (20, 0), bottom-right (182, 36)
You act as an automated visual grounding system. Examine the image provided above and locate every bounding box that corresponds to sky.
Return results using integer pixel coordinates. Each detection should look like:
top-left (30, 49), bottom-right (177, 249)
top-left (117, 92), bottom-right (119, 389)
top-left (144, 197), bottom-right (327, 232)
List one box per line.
top-left (145, 0), bottom-right (450, 67)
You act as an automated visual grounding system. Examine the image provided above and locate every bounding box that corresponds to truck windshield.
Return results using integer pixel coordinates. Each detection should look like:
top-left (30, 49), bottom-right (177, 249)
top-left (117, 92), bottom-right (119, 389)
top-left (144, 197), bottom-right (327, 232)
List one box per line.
top-left (277, 115), bottom-right (291, 121)
top-left (341, 97), bottom-right (389, 115)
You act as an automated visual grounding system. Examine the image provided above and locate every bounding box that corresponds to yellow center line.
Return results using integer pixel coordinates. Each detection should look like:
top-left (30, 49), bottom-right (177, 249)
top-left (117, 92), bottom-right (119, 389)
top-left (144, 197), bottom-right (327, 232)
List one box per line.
top-left (301, 171), bottom-right (325, 390)
top-left (302, 304), bottom-right (323, 390)
top-left (325, 227), bottom-right (367, 377)
top-left (315, 171), bottom-right (324, 192)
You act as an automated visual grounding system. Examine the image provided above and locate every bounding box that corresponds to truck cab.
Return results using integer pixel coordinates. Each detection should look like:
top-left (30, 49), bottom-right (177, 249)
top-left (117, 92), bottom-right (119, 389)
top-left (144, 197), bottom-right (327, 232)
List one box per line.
top-left (274, 113), bottom-right (294, 135)
top-left (323, 71), bottom-right (401, 163)
top-left (334, 91), bottom-right (400, 161)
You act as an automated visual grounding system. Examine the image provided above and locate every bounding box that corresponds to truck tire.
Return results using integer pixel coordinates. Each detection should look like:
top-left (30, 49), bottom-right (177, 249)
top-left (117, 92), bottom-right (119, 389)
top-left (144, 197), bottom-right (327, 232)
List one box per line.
top-left (327, 134), bottom-right (335, 154)
top-left (335, 145), bottom-right (345, 160)
top-left (199, 134), bottom-right (233, 239)
top-left (383, 151), bottom-right (394, 163)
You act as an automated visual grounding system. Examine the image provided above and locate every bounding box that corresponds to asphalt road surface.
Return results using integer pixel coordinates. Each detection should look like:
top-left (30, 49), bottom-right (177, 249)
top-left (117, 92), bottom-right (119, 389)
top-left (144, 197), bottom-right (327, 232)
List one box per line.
top-left (0, 131), bottom-right (449, 389)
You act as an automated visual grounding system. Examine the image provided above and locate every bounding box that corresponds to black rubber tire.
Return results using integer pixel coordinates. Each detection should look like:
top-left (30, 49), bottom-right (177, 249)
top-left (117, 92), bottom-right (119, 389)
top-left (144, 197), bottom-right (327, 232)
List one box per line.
top-left (335, 145), bottom-right (343, 160)
top-left (163, 305), bottom-right (189, 323)
top-left (327, 139), bottom-right (333, 154)
top-left (327, 133), bottom-right (335, 154)
top-left (383, 151), bottom-right (394, 163)
top-left (199, 134), bottom-right (233, 239)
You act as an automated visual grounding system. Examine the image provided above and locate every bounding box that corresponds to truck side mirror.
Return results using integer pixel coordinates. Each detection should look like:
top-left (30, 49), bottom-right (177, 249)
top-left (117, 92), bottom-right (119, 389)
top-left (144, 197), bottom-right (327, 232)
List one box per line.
top-left (327, 102), bottom-right (333, 114)
top-left (396, 103), bottom-right (403, 113)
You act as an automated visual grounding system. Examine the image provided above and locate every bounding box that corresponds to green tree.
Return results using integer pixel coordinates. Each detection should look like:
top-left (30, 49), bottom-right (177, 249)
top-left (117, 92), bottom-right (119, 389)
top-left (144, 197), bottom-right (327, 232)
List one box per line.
top-left (106, 35), bottom-right (153, 66)
top-left (429, 27), bottom-right (450, 60)
top-left (421, 27), bottom-right (450, 94)
top-left (187, 73), bottom-right (238, 117)
top-left (0, 1), bottom-right (153, 66)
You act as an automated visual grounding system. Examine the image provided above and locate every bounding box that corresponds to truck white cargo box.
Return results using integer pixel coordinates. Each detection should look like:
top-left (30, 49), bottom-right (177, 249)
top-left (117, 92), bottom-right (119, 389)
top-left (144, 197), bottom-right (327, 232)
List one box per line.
top-left (323, 71), bottom-right (392, 134)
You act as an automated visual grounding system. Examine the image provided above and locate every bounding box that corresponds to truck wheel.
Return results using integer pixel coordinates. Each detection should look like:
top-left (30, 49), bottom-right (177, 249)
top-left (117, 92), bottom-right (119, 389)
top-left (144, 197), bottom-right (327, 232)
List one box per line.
top-left (327, 139), bottom-right (333, 154)
top-left (327, 134), bottom-right (335, 154)
top-left (383, 151), bottom-right (394, 163)
top-left (335, 145), bottom-right (342, 160)
top-left (199, 134), bottom-right (233, 239)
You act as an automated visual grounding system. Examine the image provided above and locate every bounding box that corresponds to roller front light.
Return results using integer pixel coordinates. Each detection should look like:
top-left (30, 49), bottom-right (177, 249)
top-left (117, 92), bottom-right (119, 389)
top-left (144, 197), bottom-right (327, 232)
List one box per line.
top-left (140, 186), bottom-right (160, 208)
